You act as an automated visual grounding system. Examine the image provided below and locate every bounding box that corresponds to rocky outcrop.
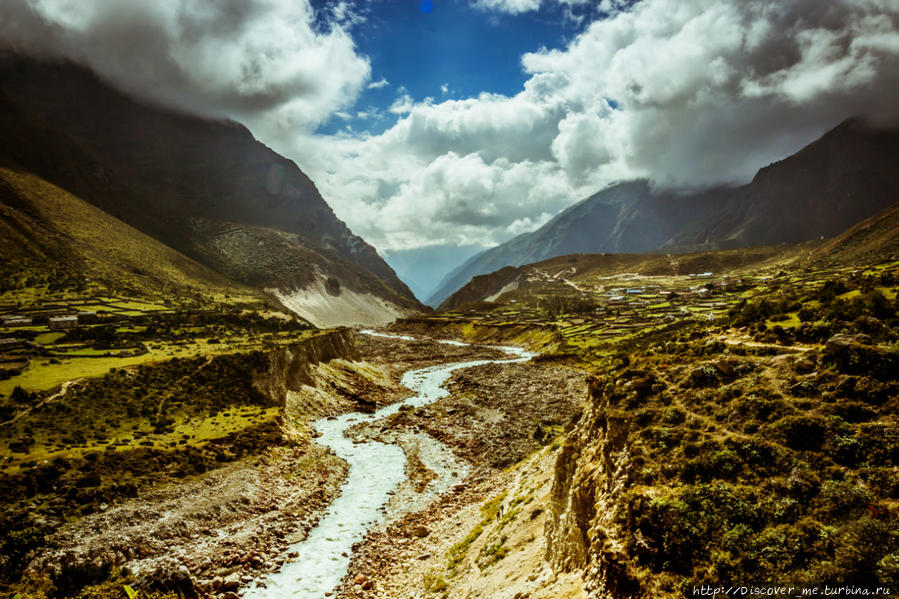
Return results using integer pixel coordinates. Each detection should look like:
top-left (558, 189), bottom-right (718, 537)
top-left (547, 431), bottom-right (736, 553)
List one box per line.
top-left (546, 376), bottom-right (639, 597)
top-left (438, 266), bottom-right (524, 310)
top-left (254, 328), bottom-right (360, 401)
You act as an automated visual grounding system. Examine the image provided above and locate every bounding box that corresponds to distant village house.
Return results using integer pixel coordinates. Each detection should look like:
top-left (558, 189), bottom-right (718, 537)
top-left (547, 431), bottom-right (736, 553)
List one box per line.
top-left (49, 316), bottom-right (78, 330)
top-left (1, 315), bottom-right (33, 327)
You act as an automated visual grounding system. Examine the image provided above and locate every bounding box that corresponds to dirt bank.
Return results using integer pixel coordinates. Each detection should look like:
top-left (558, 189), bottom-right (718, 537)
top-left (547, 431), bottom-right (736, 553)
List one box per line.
top-left (337, 355), bottom-right (588, 598)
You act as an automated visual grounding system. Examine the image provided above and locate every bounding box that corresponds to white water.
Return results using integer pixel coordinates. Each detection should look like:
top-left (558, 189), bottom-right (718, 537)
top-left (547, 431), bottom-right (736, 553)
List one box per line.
top-left (245, 332), bottom-right (534, 599)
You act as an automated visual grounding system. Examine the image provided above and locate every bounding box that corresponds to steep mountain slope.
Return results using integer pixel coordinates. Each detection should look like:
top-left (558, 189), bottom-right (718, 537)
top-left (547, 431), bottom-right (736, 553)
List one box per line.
top-left (0, 54), bottom-right (424, 325)
top-left (429, 119), bottom-right (899, 307)
top-left (0, 167), bottom-right (265, 304)
top-left (672, 118), bottom-right (899, 248)
top-left (806, 201), bottom-right (899, 266)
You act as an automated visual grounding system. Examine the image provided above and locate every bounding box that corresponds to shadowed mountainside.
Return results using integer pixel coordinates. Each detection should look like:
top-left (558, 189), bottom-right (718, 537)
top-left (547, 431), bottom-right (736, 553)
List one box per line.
top-left (428, 118), bottom-right (899, 307)
top-left (0, 54), bottom-right (424, 323)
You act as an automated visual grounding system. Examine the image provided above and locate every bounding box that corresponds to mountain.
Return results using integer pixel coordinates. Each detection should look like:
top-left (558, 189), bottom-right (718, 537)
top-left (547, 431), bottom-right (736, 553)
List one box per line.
top-left (439, 246), bottom-right (792, 311)
top-left (426, 181), bottom-right (723, 306)
top-left (0, 166), bottom-right (268, 305)
top-left (439, 199), bottom-right (899, 311)
top-left (428, 118), bottom-right (899, 307)
top-left (669, 117), bottom-right (899, 248)
top-left (381, 244), bottom-right (486, 302)
top-left (0, 54), bottom-right (424, 326)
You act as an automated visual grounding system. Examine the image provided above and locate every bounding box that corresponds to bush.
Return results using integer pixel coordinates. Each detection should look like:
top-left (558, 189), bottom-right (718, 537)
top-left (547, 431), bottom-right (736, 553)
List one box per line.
top-left (9, 386), bottom-right (33, 403)
top-left (828, 517), bottom-right (899, 584)
top-left (817, 280), bottom-right (849, 303)
top-left (819, 480), bottom-right (874, 521)
top-left (863, 289), bottom-right (893, 320)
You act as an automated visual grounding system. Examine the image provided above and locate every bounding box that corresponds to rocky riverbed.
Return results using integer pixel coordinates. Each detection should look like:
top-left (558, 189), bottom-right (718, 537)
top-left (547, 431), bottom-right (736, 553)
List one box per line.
top-left (17, 331), bottom-right (525, 598)
top-left (243, 333), bottom-right (535, 598)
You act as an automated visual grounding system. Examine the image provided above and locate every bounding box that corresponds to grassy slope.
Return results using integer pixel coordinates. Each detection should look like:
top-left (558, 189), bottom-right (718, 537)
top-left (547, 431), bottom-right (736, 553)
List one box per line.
top-left (0, 167), bottom-right (265, 304)
top-left (807, 202), bottom-right (899, 267)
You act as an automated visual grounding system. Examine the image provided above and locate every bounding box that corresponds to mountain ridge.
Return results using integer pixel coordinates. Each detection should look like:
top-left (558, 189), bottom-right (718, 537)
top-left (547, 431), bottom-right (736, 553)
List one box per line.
top-left (428, 118), bottom-right (899, 307)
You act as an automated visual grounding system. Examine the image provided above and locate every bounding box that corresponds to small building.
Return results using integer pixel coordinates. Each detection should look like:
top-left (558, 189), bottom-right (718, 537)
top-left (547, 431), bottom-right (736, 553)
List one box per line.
top-left (49, 316), bottom-right (78, 330)
top-left (0, 338), bottom-right (23, 351)
top-left (1, 315), bottom-right (32, 327)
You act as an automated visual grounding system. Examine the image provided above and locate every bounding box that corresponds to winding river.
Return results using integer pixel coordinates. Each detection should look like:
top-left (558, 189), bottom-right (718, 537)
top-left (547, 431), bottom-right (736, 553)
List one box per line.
top-left (245, 331), bottom-right (534, 599)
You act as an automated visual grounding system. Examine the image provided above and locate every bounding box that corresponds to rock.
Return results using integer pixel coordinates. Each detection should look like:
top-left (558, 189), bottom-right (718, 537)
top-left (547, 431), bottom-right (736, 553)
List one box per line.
top-left (417, 552), bottom-right (432, 560)
top-left (353, 574), bottom-right (367, 585)
top-left (712, 360), bottom-right (734, 377)
top-left (412, 525), bottom-right (430, 538)
top-left (222, 573), bottom-right (240, 592)
top-left (825, 333), bottom-right (872, 352)
top-left (794, 357), bottom-right (816, 374)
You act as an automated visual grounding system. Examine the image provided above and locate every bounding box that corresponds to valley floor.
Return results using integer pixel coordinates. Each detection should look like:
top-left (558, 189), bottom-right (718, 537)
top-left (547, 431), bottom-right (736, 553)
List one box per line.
top-left (2, 252), bottom-right (897, 599)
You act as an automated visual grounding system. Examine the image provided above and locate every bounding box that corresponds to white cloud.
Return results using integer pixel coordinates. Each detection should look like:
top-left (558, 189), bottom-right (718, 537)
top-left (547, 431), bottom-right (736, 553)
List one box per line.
top-left (389, 92), bottom-right (414, 114)
top-left (471, 0), bottom-right (542, 15)
top-left (368, 77), bottom-right (390, 89)
top-left (515, 0), bottom-right (899, 186)
top-left (471, 0), bottom-right (591, 15)
top-left (0, 0), bottom-right (371, 130)
top-left (287, 0), bottom-right (899, 254)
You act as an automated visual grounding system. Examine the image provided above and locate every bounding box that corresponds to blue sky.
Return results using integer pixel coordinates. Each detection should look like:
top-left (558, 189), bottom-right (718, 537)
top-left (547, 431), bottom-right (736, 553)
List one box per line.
top-left (313, 0), bottom-right (604, 136)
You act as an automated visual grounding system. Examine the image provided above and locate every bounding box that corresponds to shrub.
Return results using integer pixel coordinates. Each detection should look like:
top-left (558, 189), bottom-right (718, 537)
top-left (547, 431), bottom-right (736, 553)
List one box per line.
top-left (819, 480), bottom-right (874, 521)
top-left (9, 386), bottom-right (33, 404)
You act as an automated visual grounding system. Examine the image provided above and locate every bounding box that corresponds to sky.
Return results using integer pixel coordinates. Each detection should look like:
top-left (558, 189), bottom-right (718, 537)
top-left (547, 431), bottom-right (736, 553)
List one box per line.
top-left (2, 0), bottom-right (898, 299)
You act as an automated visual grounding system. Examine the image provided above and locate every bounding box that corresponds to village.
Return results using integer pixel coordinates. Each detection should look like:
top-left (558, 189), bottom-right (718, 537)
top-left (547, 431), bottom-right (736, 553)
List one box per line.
top-left (0, 294), bottom-right (311, 398)
top-left (431, 258), bottom-right (893, 353)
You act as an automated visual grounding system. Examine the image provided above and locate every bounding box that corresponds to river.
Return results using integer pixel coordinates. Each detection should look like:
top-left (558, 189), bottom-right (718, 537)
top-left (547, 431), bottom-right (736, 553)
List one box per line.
top-left (244, 331), bottom-right (534, 599)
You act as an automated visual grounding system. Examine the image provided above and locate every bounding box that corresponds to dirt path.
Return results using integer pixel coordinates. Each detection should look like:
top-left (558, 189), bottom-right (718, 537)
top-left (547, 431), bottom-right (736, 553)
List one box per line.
top-left (0, 378), bottom-right (80, 426)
